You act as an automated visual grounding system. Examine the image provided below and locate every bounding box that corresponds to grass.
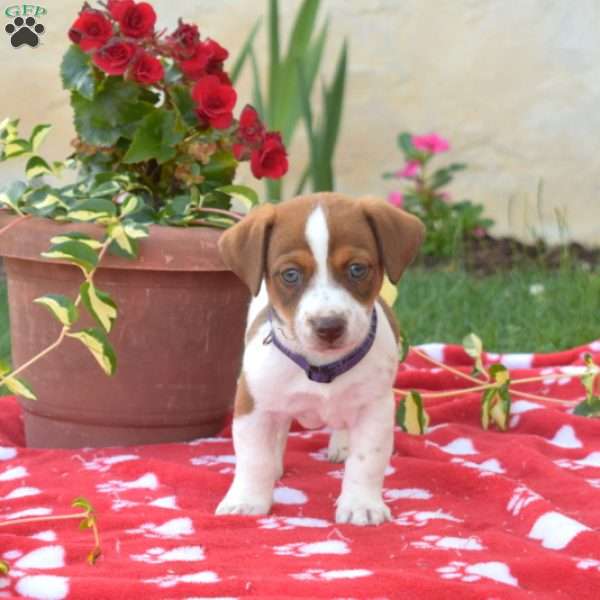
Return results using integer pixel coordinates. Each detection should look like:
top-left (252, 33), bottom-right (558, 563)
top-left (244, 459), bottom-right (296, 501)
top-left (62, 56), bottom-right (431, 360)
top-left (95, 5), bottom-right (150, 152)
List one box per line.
top-left (394, 266), bottom-right (600, 353)
top-left (0, 267), bottom-right (598, 371)
top-left (0, 281), bottom-right (9, 365)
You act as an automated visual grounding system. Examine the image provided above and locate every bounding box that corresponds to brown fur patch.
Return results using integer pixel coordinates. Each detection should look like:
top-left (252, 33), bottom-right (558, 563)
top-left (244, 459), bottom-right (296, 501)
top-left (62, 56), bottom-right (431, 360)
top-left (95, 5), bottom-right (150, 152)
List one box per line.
top-left (233, 373), bottom-right (255, 417)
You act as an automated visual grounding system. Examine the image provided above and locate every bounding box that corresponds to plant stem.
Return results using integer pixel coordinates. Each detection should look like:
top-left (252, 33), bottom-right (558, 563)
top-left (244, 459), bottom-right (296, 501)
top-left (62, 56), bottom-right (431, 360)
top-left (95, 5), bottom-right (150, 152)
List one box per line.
top-left (0, 512), bottom-right (87, 528)
top-left (0, 213), bottom-right (30, 237)
top-left (0, 235), bottom-right (113, 389)
top-left (412, 347), bottom-right (482, 384)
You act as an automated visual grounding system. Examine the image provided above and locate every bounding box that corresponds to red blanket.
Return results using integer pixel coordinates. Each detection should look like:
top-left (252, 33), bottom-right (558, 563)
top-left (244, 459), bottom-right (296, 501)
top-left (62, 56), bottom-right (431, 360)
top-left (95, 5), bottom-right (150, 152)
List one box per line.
top-left (0, 341), bottom-right (599, 599)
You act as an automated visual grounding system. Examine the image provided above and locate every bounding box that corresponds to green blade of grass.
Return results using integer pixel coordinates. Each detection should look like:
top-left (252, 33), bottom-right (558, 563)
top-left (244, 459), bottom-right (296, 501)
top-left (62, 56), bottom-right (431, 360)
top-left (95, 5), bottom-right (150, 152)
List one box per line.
top-left (230, 19), bottom-right (262, 86)
top-left (267, 0), bottom-right (280, 124)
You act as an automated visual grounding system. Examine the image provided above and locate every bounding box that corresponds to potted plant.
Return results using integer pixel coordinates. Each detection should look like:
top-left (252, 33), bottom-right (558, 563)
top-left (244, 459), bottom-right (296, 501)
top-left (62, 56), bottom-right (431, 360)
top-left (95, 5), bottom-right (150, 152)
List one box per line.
top-left (0, 0), bottom-right (288, 448)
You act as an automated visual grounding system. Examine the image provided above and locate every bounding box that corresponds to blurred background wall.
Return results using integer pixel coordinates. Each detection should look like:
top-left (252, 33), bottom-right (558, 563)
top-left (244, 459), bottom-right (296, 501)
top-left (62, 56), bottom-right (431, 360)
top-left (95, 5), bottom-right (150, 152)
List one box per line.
top-left (0, 0), bottom-right (598, 244)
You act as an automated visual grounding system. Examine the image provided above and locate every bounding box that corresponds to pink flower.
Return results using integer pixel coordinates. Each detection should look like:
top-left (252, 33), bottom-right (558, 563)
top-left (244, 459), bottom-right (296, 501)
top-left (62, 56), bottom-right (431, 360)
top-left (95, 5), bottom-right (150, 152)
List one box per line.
top-left (437, 191), bottom-right (450, 202)
top-left (473, 227), bottom-right (487, 238)
top-left (387, 191), bottom-right (404, 208)
top-left (412, 133), bottom-right (450, 154)
top-left (397, 160), bottom-right (420, 179)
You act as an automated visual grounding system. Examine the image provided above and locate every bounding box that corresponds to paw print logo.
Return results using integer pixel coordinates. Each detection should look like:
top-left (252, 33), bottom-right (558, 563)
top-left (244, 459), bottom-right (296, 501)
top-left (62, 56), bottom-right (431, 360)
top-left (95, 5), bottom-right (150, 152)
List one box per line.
top-left (5, 16), bottom-right (45, 48)
top-left (437, 560), bottom-right (519, 587)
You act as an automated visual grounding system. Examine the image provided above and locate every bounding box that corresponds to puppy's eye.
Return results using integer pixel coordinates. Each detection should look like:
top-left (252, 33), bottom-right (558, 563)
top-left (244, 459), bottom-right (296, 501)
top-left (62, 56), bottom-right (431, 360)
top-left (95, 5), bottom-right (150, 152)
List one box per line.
top-left (281, 267), bottom-right (302, 286)
top-left (348, 263), bottom-right (369, 281)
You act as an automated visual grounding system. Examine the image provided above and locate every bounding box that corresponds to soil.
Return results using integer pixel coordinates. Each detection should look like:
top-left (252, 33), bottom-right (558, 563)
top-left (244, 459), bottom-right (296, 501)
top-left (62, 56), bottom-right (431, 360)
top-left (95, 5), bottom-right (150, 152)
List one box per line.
top-left (418, 235), bottom-right (600, 276)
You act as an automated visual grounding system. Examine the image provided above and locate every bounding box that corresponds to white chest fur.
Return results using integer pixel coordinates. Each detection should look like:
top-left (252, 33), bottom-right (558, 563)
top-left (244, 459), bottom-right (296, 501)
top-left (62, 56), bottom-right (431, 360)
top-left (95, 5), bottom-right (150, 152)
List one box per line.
top-left (243, 292), bottom-right (398, 430)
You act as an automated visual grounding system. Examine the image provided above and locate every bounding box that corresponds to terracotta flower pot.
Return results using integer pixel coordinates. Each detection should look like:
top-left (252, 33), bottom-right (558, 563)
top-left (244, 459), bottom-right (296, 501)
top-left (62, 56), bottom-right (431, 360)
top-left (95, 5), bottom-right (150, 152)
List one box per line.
top-left (0, 214), bottom-right (249, 448)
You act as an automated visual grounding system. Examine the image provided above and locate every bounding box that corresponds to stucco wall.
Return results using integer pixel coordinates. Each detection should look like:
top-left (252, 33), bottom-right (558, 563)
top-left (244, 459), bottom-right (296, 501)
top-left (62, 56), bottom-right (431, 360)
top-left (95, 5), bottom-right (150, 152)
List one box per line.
top-left (1, 0), bottom-right (598, 244)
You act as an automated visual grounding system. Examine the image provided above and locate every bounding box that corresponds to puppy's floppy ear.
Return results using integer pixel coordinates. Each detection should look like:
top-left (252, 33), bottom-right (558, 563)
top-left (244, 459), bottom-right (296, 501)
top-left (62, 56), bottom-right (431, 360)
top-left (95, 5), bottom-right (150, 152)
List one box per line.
top-left (361, 195), bottom-right (425, 283)
top-left (218, 202), bottom-right (276, 296)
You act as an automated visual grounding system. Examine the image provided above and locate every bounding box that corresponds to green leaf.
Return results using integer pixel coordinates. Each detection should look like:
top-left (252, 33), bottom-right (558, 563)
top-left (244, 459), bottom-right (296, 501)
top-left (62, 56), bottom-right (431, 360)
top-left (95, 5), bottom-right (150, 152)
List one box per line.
top-left (230, 18), bottom-right (262, 85)
top-left (0, 559), bottom-right (9, 575)
top-left (4, 375), bottom-right (36, 400)
top-left (399, 331), bottom-right (410, 363)
top-left (249, 47), bottom-right (266, 120)
top-left (89, 180), bottom-right (122, 199)
top-left (200, 149), bottom-right (237, 185)
top-left (122, 110), bottom-right (185, 165)
top-left (320, 39), bottom-right (347, 184)
top-left (29, 124), bottom-right (52, 153)
top-left (61, 45), bottom-right (96, 100)
top-left (72, 496), bottom-right (93, 511)
top-left (107, 223), bottom-right (137, 258)
top-left (67, 328), bottom-right (117, 376)
top-left (217, 185), bottom-right (259, 210)
top-left (119, 194), bottom-right (143, 218)
top-left (169, 85), bottom-right (197, 128)
top-left (267, 0), bottom-right (280, 123)
top-left (574, 395), bottom-right (600, 417)
top-left (72, 79), bottom-right (149, 147)
top-left (33, 294), bottom-right (78, 327)
top-left (25, 156), bottom-right (52, 179)
top-left (397, 132), bottom-right (417, 158)
top-left (463, 332), bottom-right (485, 376)
top-left (273, 0), bottom-right (322, 144)
top-left (41, 240), bottom-right (99, 274)
top-left (581, 353), bottom-right (600, 399)
top-left (68, 198), bottom-right (117, 223)
top-left (480, 382), bottom-right (511, 431)
top-left (80, 282), bottom-right (117, 334)
top-left (0, 181), bottom-right (27, 214)
top-left (489, 363), bottom-right (510, 385)
top-left (122, 221), bottom-right (149, 239)
top-left (3, 139), bottom-right (31, 159)
top-left (396, 390), bottom-right (429, 434)
top-left (50, 232), bottom-right (103, 250)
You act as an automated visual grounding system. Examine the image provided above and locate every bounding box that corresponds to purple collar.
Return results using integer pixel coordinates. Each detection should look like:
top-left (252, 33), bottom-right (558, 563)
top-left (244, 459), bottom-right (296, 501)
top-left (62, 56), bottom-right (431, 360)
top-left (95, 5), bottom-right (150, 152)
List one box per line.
top-left (267, 309), bottom-right (378, 384)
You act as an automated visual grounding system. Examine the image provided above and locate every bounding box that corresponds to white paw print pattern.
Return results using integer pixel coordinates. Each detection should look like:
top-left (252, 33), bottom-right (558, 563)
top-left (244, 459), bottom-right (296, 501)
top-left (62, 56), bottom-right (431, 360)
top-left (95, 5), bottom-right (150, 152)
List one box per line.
top-left (451, 457), bottom-right (505, 476)
top-left (143, 571), bottom-right (220, 588)
top-left (576, 558), bottom-right (600, 572)
top-left (258, 516), bottom-right (330, 530)
top-left (273, 540), bottom-right (350, 557)
top-left (290, 568), bottom-right (372, 581)
top-left (96, 473), bottom-right (159, 494)
top-left (410, 535), bottom-right (484, 551)
top-left (0, 546), bottom-right (69, 600)
top-left (554, 451), bottom-right (600, 471)
top-left (394, 509), bottom-right (462, 527)
top-left (507, 485), bottom-right (541, 516)
top-left (437, 560), bottom-right (519, 587)
top-left (190, 454), bottom-right (236, 474)
top-left (126, 517), bottom-right (195, 539)
top-left (130, 545), bottom-right (205, 564)
top-left (72, 453), bottom-right (140, 473)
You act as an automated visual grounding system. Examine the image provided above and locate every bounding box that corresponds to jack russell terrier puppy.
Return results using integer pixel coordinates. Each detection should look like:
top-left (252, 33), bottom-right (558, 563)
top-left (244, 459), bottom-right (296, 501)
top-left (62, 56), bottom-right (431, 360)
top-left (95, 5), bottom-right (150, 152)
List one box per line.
top-left (216, 192), bottom-right (424, 526)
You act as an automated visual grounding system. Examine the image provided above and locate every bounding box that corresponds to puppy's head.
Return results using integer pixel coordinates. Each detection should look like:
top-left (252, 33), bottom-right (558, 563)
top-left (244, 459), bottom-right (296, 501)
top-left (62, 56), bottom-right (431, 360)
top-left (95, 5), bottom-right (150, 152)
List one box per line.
top-left (219, 193), bottom-right (424, 356)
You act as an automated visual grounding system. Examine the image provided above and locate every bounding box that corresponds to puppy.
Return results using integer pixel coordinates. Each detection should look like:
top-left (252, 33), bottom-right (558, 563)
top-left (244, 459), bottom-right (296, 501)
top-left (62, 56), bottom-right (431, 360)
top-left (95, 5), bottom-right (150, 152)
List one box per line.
top-left (216, 192), bottom-right (424, 526)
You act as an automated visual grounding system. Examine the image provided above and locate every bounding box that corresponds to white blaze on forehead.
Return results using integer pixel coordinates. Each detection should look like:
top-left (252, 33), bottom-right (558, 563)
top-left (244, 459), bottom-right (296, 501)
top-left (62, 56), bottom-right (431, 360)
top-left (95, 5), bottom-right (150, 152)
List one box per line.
top-left (304, 204), bottom-right (329, 282)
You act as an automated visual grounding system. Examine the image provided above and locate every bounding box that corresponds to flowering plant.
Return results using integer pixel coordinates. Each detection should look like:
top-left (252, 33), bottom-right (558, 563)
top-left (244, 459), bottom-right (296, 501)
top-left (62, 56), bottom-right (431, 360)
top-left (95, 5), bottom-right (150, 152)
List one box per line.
top-left (0, 1), bottom-right (288, 400)
top-left (384, 132), bottom-right (493, 258)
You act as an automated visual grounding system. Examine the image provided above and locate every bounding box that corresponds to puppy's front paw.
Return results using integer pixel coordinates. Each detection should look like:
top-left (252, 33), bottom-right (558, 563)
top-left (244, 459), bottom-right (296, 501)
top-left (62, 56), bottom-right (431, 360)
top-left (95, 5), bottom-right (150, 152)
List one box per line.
top-left (335, 496), bottom-right (391, 526)
top-left (215, 494), bottom-right (272, 516)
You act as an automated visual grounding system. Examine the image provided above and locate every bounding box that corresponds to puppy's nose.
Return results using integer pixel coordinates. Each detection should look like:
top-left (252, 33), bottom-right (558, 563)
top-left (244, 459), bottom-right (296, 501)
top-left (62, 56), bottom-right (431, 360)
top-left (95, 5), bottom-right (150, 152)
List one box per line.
top-left (311, 316), bottom-right (346, 344)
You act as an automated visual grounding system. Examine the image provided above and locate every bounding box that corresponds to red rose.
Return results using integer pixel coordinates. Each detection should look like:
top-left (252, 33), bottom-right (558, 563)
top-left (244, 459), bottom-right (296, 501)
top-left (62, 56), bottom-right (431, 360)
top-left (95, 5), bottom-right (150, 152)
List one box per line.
top-left (132, 51), bottom-right (164, 85)
top-left (178, 38), bottom-right (229, 80)
top-left (68, 10), bottom-right (113, 51)
top-left (250, 132), bottom-right (288, 179)
top-left (192, 75), bottom-right (237, 129)
top-left (232, 143), bottom-right (249, 161)
top-left (119, 2), bottom-right (156, 38)
top-left (107, 0), bottom-right (134, 21)
top-left (166, 21), bottom-right (200, 61)
top-left (238, 105), bottom-right (264, 146)
top-left (93, 40), bottom-right (137, 75)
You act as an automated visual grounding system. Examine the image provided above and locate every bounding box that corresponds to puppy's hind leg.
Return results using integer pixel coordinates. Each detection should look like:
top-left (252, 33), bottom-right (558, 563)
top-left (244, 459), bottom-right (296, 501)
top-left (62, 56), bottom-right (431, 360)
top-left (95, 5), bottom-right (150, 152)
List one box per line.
top-left (328, 429), bottom-right (350, 463)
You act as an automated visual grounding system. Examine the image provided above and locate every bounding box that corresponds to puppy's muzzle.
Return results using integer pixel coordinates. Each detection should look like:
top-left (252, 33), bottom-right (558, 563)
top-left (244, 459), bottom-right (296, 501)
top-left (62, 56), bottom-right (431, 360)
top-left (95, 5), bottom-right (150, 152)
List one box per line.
top-left (310, 316), bottom-right (347, 345)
